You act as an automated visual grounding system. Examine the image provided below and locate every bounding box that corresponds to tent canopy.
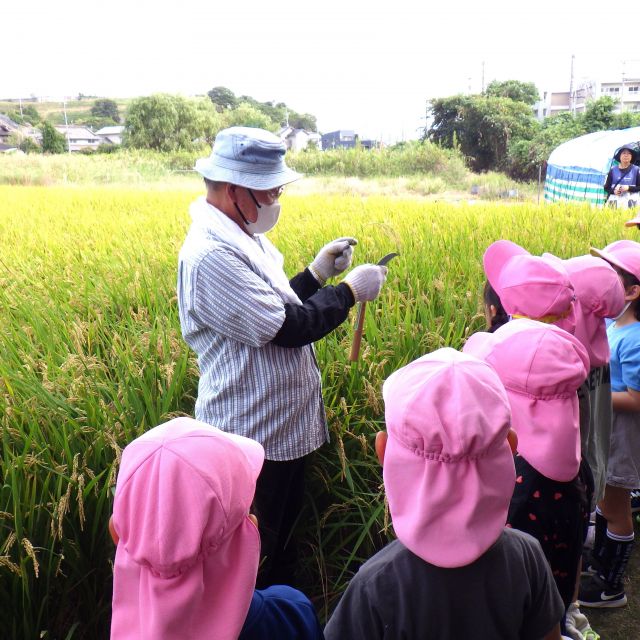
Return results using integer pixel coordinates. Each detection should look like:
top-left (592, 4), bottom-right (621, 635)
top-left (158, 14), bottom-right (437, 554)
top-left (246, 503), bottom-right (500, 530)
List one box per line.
top-left (544, 126), bottom-right (640, 206)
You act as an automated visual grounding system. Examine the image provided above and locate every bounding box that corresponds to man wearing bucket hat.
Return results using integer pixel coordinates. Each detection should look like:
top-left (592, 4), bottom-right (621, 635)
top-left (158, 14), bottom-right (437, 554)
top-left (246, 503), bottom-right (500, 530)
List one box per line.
top-left (177, 126), bottom-right (387, 586)
top-left (604, 145), bottom-right (640, 209)
top-left (578, 240), bottom-right (640, 608)
top-left (324, 349), bottom-right (564, 640)
top-left (110, 417), bottom-right (323, 640)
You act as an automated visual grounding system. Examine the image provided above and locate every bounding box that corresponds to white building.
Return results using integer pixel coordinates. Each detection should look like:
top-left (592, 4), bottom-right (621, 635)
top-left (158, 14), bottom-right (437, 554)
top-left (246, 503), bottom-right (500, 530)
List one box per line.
top-left (539, 78), bottom-right (640, 118)
top-left (95, 125), bottom-right (124, 145)
top-left (54, 125), bottom-right (101, 152)
top-left (278, 126), bottom-right (322, 151)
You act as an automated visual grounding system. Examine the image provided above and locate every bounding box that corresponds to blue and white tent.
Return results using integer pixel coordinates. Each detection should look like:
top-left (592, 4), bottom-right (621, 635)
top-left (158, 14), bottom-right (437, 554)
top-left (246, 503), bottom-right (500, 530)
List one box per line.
top-left (544, 126), bottom-right (640, 206)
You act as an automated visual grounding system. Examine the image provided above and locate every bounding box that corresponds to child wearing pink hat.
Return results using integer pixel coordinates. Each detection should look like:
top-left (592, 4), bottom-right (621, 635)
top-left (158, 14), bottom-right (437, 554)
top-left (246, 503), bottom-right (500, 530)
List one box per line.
top-left (109, 417), bottom-right (323, 640)
top-left (578, 240), bottom-right (640, 609)
top-left (465, 320), bottom-right (590, 620)
top-left (541, 254), bottom-right (625, 504)
top-left (483, 240), bottom-right (577, 333)
top-left (324, 348), bottom-right (564, 640)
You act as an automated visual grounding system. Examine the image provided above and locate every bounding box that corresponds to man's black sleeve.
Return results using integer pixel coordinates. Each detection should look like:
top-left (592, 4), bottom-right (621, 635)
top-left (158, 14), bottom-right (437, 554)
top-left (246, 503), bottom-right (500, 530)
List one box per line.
top-left (272, 269), bottom-right (355, 347)
top-left (288, 268), bottom-right (322, 302)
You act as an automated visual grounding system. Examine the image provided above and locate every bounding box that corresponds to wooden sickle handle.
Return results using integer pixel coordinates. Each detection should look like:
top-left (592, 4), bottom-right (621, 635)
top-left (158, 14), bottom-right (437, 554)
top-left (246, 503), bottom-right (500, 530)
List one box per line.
top-left (349, 301), bottom-right (367, 361)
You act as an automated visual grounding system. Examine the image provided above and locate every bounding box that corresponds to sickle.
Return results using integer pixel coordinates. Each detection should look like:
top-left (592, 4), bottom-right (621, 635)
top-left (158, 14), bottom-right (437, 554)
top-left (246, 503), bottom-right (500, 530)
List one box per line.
top-left (349, 252), bottom-right (399, 362)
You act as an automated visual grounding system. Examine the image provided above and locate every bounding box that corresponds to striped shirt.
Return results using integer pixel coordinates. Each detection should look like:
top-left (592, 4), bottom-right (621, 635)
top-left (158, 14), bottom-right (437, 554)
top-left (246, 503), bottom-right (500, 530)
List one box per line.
top-left (177, 206), bottom-right (328, 461)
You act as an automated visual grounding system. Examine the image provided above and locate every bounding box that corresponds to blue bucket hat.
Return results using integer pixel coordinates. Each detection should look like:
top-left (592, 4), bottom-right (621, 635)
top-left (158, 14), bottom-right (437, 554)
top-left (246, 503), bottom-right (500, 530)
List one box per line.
top-left (195, 126), bottom-right (302, 190)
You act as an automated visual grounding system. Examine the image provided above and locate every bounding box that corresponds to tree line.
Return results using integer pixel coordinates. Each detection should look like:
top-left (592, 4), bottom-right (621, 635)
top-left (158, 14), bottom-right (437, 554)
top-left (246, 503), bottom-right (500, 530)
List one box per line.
top-left (3, 88), bottom-right (317, 154)
top-left (424, 80), bottom-right (640, 180)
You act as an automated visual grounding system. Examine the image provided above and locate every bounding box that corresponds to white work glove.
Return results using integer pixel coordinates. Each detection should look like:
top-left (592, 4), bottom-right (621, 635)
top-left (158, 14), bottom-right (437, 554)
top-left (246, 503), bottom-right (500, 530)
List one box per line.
top-left (343, 264), bottom-right (387, 302)
top-left (309, 237), bottom-right (357, 284)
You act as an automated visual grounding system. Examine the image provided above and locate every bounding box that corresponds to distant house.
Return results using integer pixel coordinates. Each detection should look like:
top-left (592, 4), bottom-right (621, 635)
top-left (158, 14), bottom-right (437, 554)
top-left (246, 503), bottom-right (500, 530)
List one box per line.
top-left (95, 125), bottom-right (124, 145)
top-left (54, 125), bottom-right (101, 152)
top-left (278, 126), bottom-right (321, 151)
top-left (321, 130), bottom-right (357, 150)
top-left (0, 114), bottom-right (20, 144)
top-left (0, 114), bottom-right (40, 147)
top-left (320, 129), bottom-right (380, 151)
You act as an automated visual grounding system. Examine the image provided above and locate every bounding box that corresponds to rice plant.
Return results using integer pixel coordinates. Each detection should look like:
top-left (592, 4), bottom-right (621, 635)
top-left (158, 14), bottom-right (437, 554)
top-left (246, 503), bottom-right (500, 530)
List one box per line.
top-left (0, 184), bottom-right (633, 635)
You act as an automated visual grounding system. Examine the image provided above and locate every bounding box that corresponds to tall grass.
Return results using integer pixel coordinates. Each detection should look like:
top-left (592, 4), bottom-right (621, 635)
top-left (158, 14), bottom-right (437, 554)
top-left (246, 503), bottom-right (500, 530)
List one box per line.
top-left (0, 185), bottom-right (633, 636)
top-left (0, 144), bottom-right (533, 198)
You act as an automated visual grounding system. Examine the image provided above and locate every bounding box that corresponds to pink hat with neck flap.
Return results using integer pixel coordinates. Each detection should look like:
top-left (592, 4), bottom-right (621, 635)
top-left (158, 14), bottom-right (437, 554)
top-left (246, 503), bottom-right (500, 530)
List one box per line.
top-left (590, 239), bottom-right (640, 283)
top-left (543, 253), bottom-right (625, 368)
top-left (382, 348), bottom-right (515, 569)
top-left (110, 417), bottom-right (264, 640)
top-left (484, 240), bottom-right (577, 333)
top-left (464, 319), bottom-right (589, 482)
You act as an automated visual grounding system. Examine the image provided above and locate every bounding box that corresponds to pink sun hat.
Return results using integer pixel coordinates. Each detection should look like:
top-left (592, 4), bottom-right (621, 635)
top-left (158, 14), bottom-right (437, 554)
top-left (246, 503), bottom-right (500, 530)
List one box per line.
top-left (590, 239), bottom-right (640, 282)
top-left (464, 319), bottom-right (589, 482)
top-left (382, 348), bottom-right (515, 569)
top-left (542, 253), bottom-right (625, 368)
top-left (484, 240), bottom-right (577, 333)
top-left (110, 417), bottom-right (264, 640)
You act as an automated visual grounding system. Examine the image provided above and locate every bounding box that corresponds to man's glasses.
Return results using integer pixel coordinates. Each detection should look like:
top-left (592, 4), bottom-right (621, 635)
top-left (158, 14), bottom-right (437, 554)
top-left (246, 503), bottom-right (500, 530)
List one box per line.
top-left (248, 186), bottom-right (285, 207)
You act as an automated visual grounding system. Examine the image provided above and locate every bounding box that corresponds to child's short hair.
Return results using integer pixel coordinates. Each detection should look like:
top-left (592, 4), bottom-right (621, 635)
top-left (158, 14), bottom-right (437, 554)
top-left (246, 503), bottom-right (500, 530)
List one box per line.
top-left (483, 280), bottom-right (509, 332)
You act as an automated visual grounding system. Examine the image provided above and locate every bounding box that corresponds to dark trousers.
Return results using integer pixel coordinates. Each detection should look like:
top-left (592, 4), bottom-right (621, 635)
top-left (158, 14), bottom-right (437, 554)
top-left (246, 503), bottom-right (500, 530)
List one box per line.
top-left (253, 456), bottom-right (306, 589)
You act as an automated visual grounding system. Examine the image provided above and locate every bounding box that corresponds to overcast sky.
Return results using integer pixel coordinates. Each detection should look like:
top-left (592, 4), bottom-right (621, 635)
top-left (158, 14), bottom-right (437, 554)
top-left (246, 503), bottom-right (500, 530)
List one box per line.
top-left (4, 0), bottom-right (640, 143)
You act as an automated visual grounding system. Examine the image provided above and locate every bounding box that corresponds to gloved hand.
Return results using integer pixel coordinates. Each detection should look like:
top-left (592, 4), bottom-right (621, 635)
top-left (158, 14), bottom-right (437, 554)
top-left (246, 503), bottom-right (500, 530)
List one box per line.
top-left (343, 264), bottom-right (387, 302)
top-left (309, 237), bottom-right (357, 284)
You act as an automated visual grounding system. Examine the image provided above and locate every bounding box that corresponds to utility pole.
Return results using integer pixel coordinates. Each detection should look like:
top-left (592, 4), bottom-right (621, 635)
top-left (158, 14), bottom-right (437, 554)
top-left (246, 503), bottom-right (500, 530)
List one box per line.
top-left (621, 60), bottom-right (626, 112)
top-left (569, 54), bottom-right (575, 114)
top-left (481, 61), bottom-right (485, 93)
top-left (63, 99), bottom-right (71, 153)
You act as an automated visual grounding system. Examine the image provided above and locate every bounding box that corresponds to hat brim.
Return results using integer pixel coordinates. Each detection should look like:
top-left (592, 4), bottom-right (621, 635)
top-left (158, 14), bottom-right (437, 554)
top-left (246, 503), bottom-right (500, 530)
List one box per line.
top-left (614, 147), bottom-right (638, 163)
top-left (625, 214), bottom-right (640, 227)
top-left (383, 435), bottom-right (515, 568)
top-left (590, 246), bottom-right (632, 275)
top-left (483, 240), bottom-right (529, 293)
top-left (195, 157), bottom-right (302, 190)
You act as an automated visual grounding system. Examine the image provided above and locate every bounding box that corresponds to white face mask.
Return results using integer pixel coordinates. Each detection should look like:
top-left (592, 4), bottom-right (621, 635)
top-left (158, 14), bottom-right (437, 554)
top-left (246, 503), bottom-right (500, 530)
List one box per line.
top-left (234, 188), bottom-right (282, 235)
top-left (244, 200), bottom-right (281, 234)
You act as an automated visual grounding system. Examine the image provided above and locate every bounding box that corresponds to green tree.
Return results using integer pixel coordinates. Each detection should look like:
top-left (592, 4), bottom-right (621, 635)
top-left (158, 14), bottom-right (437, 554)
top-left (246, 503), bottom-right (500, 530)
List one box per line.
top-left (19, 137), bottom-right (41, 153)
top-left (124, 94), bottom-right (207, 151)
top-left (582, 96), bottom-right (617, 132)
top-left (91, 99), bottom-right (120, 123)
top-left (289, 112), bottom-right (317, 131)
top-left (41, 121), bottom-right (67, 153)
top-left (221, 101), bottom-right (277, 131)
top-left (7, 130), bottom-right (41, 153)
top-left (613, 110), bottom-right (640, 129)
top-left (507, 110), bottom-right (590, 181)
top-left (427, 94), bottom-right (538, 172)
top-left (485, 80), bottom-right (540, 105)
top-left (207, 86), bottom-right (238, 111)
top-left (193, 97), bottom-right (225, 144)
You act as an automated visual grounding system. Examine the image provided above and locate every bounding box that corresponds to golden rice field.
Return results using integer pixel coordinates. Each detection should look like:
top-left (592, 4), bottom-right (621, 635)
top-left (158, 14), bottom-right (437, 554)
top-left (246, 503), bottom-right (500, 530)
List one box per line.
top-left (0, 184), bottom-right (638, 638)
